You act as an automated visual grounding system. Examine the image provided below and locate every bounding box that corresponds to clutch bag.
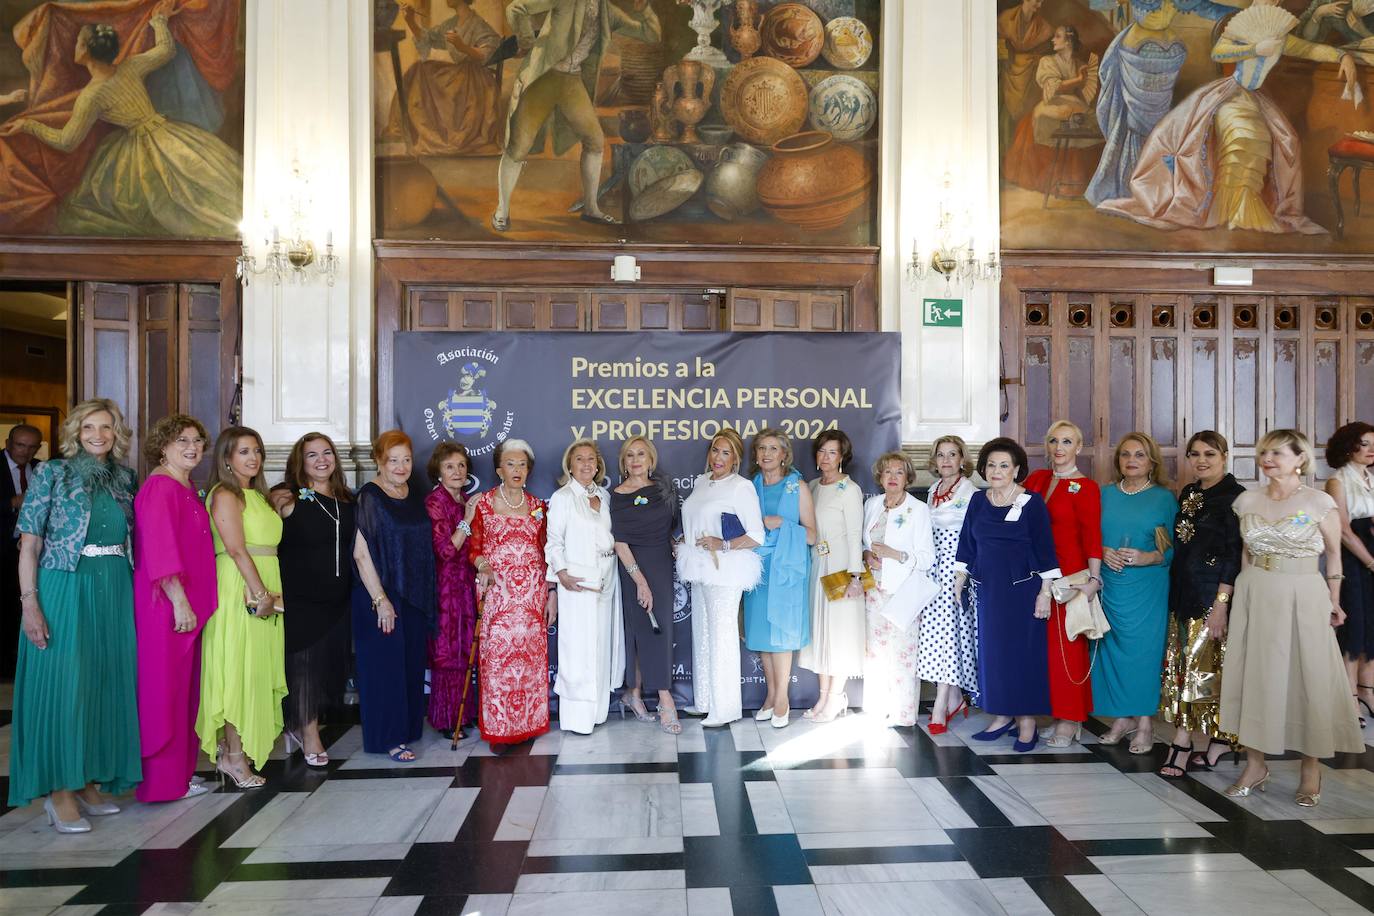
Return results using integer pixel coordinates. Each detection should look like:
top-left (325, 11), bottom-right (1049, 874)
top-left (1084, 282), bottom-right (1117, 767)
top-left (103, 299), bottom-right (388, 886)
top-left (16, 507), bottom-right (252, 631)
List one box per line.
top-left (721, 512), bottom-right (746, 542)
top-left (821, 567), bottom-right (876, 601)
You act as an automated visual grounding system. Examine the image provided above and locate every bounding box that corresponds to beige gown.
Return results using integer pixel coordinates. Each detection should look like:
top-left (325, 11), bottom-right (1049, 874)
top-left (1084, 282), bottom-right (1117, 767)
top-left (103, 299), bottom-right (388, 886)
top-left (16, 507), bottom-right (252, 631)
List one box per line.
top-left (1219, 487), bottom-right (1364, 757)
top-left (799, 476), bottom-right (866, 679)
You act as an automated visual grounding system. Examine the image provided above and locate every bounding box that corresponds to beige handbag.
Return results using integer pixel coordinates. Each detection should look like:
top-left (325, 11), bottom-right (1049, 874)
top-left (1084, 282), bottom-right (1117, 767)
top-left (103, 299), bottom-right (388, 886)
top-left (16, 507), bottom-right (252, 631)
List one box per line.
top-left (1053, 570), bottom-right (1111, 641)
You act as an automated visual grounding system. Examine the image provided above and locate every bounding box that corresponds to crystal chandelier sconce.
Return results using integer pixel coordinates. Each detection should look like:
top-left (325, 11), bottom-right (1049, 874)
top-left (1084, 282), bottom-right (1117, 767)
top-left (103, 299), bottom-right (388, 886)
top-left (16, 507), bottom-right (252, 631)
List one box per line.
top-left (906, 174), bottom-right (1001, 292)
top-left (236, 226), bottom-right (339, 287)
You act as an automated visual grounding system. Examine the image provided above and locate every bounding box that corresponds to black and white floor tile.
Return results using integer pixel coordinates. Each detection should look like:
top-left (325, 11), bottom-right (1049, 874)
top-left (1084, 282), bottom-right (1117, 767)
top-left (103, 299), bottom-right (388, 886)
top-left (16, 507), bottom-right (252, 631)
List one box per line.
top-left (5, 683), bottom-right (1374, 915)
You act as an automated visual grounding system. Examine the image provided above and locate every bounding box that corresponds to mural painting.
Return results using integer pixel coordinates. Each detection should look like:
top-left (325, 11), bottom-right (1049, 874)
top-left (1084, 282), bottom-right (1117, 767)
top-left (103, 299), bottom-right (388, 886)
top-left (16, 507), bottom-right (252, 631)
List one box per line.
top-left (998, 0), bottom-right (1374, 254)
top-left (0, 0), bottom-right (244, 238)
top-left (374, 0), bottom-right (880, 245)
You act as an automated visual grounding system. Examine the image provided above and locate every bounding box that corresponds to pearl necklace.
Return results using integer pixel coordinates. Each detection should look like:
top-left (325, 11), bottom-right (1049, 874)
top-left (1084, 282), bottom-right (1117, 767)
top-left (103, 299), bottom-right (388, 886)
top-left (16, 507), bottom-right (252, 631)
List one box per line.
top-left (987, 486), bottom-right (1019, 507)
top-left (1053, 466), bottom-right (1080, 479)
top-left (1119, 479), bottom-right (1153, 496)
top-left (498, 485), bottom-right (527, 510)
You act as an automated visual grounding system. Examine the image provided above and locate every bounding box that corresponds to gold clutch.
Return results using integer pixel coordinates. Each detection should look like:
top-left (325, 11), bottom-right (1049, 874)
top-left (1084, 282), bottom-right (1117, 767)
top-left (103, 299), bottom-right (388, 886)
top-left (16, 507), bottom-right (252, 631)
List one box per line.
top-left (820, 567), bottom-right (876, 601)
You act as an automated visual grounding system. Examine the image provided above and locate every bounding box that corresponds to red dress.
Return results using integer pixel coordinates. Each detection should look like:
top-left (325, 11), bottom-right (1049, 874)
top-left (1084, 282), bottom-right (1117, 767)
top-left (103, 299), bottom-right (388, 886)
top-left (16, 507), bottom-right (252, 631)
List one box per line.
top-left (1024, 469), bottom-right (1100, 722)
top-left (468, 490), bottom-right (550, 745)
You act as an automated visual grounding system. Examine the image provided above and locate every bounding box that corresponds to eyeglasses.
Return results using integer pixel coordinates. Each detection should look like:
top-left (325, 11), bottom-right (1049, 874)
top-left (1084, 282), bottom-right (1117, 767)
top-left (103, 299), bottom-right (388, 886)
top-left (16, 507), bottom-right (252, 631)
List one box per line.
top-left (174, 436), bottom-right (208, 447)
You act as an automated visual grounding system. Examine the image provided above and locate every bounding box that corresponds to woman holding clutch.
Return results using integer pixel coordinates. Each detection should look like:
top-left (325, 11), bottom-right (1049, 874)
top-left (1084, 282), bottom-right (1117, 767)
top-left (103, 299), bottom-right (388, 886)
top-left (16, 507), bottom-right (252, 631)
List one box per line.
top-left (678, 428), bottom-right (763, 728)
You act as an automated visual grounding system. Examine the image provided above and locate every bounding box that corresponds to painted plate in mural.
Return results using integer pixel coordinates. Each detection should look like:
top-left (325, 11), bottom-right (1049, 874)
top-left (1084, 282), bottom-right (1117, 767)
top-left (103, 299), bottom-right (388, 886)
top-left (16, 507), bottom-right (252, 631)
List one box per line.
top-left (629, 146), bottom-right (695, 197)
top-left (719, 57), bottom-right (810, 147)
top-left (809, 74), bottom-right (876, 142)
top-left (760, 3), bottom-right (825, 68)
top-left (822, 17), bottom-right (873, 69)
top-left (631, 169), bottom-right (705, 221)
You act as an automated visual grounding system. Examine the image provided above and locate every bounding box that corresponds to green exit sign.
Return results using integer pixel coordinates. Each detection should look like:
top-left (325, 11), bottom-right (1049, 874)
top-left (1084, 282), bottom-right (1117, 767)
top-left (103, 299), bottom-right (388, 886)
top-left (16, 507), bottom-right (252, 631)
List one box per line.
top-left (923, 298), bottom-right (963, 327)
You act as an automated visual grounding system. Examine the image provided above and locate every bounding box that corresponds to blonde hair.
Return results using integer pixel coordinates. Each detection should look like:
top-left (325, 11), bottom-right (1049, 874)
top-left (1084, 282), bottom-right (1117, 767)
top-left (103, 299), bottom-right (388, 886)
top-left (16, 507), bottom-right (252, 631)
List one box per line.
top-left (618, 435), bottom-right (660, 477)
top-left (210, 426), bottom-right (270, 502)
top-left (748, 428), bottom-right (794, 478)
top-left (1258, 428), bottom-right (1315, 476)
top-left (1044, 420), bottom-right (1085, 451)
top-left (1112, 431), bottom-right (1171, 486)
top-left (705, 427), bottom-right (745, 474)
top-left (559, 438), bottom-right (607, 486)
top-left (872, 451), bottom-right (916, 488)
top-left (60, 398), bottom-right (132, 460)
top-left (927, 435), bottom-right (974, 477)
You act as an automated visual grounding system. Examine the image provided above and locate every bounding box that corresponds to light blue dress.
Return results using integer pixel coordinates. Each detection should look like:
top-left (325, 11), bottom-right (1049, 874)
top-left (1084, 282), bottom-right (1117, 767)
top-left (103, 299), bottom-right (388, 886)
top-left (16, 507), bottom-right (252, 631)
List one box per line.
top-left (743, 470), bottom-right (811, 652)
top-left (1093, 483), bottom-right (1179, 717)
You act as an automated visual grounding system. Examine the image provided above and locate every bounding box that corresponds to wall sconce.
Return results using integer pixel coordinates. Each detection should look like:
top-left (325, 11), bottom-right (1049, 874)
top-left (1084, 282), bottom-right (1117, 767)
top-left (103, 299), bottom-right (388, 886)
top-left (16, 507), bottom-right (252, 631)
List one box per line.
top-left (906, 173), bottom-right (1000, 292)
top-left (236, 226), bottom-right (339, 287)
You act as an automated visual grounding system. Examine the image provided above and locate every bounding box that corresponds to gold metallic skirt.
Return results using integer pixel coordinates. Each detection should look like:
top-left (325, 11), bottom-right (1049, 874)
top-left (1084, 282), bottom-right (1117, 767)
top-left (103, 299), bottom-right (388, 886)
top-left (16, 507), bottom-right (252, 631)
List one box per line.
top-left (1159, 615), bottom-right (1238, 742)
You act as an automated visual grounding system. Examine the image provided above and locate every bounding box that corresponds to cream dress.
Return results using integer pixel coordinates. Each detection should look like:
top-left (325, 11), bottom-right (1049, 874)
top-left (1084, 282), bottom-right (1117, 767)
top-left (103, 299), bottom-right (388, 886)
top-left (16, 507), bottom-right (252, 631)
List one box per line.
top-left (1219, 487), bottom-right (1364, 757)
top-left (799, 476), bottom-right (866, 678)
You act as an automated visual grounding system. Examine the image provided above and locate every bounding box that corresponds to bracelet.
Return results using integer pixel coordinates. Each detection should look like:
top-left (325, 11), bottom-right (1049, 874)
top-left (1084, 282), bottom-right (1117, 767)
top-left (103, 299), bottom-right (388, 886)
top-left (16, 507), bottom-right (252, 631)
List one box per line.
top-left (899, 551), bottom-right (909, 564)
top-left (371, 593), bottom-right (388, 610)
top-left (1327, 574), bottom-right (1346, 581)
top-left (250, 589), bottom-right (269, 603)
top-left (19, 587), bottom-right (37, 601)
top-left (457, 520), bottom-right (472, 536)
top-left (721, 539), bottom-right (731, 552)
top-left (626, 563), bottom-right (640, 575)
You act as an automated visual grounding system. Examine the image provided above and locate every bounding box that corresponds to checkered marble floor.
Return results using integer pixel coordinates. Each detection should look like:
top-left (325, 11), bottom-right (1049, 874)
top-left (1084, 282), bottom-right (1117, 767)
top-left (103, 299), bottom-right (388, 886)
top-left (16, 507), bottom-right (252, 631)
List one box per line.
top-left (5, 684), bottom-right (1374, 916)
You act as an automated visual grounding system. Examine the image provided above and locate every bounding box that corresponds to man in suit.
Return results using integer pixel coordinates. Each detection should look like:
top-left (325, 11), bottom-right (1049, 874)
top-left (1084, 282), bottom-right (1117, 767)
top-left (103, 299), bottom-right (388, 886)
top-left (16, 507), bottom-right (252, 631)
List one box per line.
top-left (494, 0), bottom-right (660, 231)
top-left (2, 424), bottom-right (41, 679)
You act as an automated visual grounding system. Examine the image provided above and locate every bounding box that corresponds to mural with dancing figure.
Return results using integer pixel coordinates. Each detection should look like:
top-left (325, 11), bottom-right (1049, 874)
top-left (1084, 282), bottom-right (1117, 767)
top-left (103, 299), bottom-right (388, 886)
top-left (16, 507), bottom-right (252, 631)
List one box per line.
top-left (999, 0), bottom-right (1374, 253)
top-left (0, 0), bottom-right (244, 238)
top-left (373, 0), bottom-right (880, 245)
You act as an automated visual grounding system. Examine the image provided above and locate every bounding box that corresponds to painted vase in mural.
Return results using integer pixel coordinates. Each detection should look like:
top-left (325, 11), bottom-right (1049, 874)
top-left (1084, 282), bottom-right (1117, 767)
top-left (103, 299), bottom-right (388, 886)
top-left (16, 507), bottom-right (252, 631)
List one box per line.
top-left (719, 56), bottom-right (809, 146)
top-left (706, 142), bottom-right (770, 220)
top-left (730, 0), bottom-right (763, 60)
top-left (760, 3), bottom-right (825, 69)
top-left (615, 36), bottom-right (668, 103)
top-left (650, 82), bottom-right (678, 142)
top-left (756, 131), bottom-right (872, 230)
top-left (809, 74), bottom-right (877, 142)
top-left (822, 17), bottom-right (873, 69)
top-left (665, 60), bottom-right (715, 145)
top-left (619, 108), bottom-right (653, 143)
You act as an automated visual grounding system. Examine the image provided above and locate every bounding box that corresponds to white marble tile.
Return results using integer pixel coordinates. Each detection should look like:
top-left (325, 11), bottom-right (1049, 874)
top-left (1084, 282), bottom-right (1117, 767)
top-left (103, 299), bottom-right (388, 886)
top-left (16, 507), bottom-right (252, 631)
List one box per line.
top-left (906, 778), bottom-right (978, 829)
top-left (1107, 870), bottom-right (1325, 916)
top-left (548, 772), bottom-right (680, 787)
top-left (1056, 822), bottom-right (1214, 840)
top-left (202, 879), bottom-right (389, 902)
top-left (0, 791), bottom-right (222, 858)
top-left (1090, 853), bottom-right (1260, 874)
top-left (990, 762), bottom-right (1119, 776)
top-left (339, 727), bottom-right (471, 769)
top-left (687, 888), bottom-right (733, 916)
top-left (243, 842), bottom-right (412, 864)
top-left (190, 901), bottom-right (378, 916)
top-left (506, 889), bottom-right (687, 916)
top-left (0, 849), bottom-right (135, 869)
top-left (1125, 773), bottom-right (1229, 823)
top-left (815, 879), bottom-right (1008, 916)
top-left (1309, 818), bottom-right (1374, 834)
top-left (141, 905), bottom-right (199, 916)
top-left (324, 725), bottom-right (364, 760)
top-left (675, 719), bottom-right (707, 754)
top-left (774, 769), bottom-right (940, 834)
top-left (50, 904), bottom-right (105, 916)
top-left (532, 783), bottom-right (682, 840)
top-left (495, 787), bottom-right (548, 841)
top-left (513, 870), bottom-right (685, 892)
top-left (553, 719), bottom-right (678, 764)
top-left (759, 714), bottom-right (909, 768)
top-left (416, 787), bottom-right (482, 843)
top-left (982, 878), bottom-right (1054, 916)
top-left (772, 885), bottom-right (825, 916)
top-left (967, 776), bottom-right (1049, 827)
top-left (258, 780), bottom-right (450, 848)
top-left (1349, 867), bottom-right (1374, 888)
top-left (772, 766), bottom-right (907, 783)
top-left (797, 828), bottom-right (951, 849)
top-left (526, 836), bottom-right (683, 856)
top-left (143, 795), bottom-right (242, 849)
top-left (729, 718), bottom-right (764, 752)
top-left (0, 886), bottom-right (82, 909)
top-left (746, 781), bottom-right (795, 834)
top-left (809, 861), bottom-right (981, 884)
top-left (947, 715), bottom-right (1092, 757)
top-left (454, 895), bottom-right (512, 916)
top-left (679, 783), bottom-right (720, 837)
top-left (1064, 875), bottom-right (1147, 916)
top-left (996, 773), bottom-right (1190, 826)
top-left (220, 793), bottom-right (310, 848)
top-left (1271, 869), bottom-right (1373, 916)
top-left (367, 898), bottom-right (424, 916)
top-left (1190, 762), bottom-right (1374, 822)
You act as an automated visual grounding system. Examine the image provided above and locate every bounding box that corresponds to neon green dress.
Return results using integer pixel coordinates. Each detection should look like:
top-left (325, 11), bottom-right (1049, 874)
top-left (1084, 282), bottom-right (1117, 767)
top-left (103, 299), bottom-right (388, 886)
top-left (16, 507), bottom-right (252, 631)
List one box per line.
top-left (195, 487), bottom-right (286, 768)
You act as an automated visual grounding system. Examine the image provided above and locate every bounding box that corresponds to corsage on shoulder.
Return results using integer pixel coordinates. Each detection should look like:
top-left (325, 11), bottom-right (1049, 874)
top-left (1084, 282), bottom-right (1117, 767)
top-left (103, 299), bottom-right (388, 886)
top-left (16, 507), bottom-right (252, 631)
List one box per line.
top-left (298, 487), bottom-right (316, 502)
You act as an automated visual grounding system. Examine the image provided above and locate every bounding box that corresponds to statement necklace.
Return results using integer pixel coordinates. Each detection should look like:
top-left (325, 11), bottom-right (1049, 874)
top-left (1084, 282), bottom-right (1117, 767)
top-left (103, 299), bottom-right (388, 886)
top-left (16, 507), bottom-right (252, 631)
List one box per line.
top-left (499, 485), bottom-right (527, 510)
top-left (312, 490), bottom-right (342, 577)
top-left (582, 482), bottom-right (598, 498)
top-left (1053, 466), bottom-right (1080, 479)
top-left (931, 475), bottom-right (962, 508)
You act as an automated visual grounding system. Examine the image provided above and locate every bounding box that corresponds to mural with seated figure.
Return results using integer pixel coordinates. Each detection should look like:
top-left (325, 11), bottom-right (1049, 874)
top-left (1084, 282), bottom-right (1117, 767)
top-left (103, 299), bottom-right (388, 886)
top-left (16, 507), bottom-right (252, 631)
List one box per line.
top-left (999, 0), bottom-right (1374, 253)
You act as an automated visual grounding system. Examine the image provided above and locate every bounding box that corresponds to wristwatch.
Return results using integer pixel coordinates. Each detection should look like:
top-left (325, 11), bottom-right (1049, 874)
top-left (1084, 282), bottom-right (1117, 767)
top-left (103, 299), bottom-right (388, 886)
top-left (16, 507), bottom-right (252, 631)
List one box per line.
top-left (1215, 592), bottom-right (1231, 605)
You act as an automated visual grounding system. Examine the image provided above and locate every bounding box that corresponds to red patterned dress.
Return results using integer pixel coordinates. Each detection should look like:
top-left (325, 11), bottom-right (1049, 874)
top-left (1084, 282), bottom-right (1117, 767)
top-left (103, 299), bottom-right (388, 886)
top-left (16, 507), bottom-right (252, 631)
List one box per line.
top-left (468, 490), bottom-right (550, 745)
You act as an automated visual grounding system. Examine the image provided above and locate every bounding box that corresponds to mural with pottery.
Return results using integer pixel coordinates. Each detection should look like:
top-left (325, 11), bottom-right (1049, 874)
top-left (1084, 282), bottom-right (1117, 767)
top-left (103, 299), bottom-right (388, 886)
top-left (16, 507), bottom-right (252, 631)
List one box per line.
top-left (998, 0), bottom-right (1374, 254)
top-left (374, 0), bottom-right (880, 244)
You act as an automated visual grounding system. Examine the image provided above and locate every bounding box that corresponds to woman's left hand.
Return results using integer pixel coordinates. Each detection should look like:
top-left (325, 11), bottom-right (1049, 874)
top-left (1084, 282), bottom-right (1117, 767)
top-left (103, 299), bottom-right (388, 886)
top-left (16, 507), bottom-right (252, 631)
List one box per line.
top-left (1034, 591), bottom-right (1052, 619)
top-left (695, 535), bottom-right (724, 552)
top-left (545, 589), bottom-right (558, 626)
top-left (1332, 602), bottom-right (1347, 628)
top-left (844, 577), bottom-right (863, 599)
top-left (636, 579), bottom-right (653, 611)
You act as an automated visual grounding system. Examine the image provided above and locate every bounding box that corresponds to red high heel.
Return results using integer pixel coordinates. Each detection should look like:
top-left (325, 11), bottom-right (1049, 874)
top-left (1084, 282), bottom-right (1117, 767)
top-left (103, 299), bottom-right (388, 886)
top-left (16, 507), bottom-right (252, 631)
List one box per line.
top-left (927, 699), bottom-right (969, 735)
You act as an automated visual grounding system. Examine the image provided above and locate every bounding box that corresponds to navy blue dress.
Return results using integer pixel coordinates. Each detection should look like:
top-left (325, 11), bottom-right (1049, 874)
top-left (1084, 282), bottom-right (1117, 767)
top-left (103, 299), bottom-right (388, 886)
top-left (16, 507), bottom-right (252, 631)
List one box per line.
top-left (352, 482), bottom-right (436, 753)
top-left (955, 490), bottom-right (1060, 716)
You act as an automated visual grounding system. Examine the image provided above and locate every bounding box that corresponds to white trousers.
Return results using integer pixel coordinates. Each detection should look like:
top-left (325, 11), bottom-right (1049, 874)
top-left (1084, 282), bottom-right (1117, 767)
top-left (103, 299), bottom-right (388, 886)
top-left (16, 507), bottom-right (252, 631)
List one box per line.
top-left (691, 582), bottom-right (743, 726)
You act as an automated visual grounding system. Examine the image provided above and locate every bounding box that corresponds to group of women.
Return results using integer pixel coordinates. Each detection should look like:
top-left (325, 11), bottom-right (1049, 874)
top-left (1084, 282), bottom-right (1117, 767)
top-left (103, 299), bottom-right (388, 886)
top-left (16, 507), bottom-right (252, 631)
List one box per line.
top-left (10, 399), bottom-right (1371, 836)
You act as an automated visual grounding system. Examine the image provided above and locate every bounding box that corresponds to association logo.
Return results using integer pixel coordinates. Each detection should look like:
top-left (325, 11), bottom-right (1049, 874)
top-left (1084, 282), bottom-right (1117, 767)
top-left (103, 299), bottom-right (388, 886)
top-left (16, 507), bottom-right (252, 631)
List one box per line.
top-left (424, 349), bottom-right (515, 456)
top-left (673, 577), bottom-right (690, 624)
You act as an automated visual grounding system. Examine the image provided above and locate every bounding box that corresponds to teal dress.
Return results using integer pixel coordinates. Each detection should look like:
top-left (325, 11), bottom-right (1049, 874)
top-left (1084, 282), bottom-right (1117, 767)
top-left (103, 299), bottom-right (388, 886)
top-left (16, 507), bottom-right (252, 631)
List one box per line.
top-left (1093, 483), bottom-right (1179, 717)
top-left (743, 471), bottom-right (811, 652)
top-left (10, 484), bottom-right (141, 805)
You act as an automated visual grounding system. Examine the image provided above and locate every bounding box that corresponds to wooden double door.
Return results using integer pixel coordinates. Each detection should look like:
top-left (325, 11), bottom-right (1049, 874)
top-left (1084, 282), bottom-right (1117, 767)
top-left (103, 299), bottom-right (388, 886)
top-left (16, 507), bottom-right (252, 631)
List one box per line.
top-left (1002, 288), bottom-right (1374, 485)
top-left (77, 281), bottom-right (237, 473)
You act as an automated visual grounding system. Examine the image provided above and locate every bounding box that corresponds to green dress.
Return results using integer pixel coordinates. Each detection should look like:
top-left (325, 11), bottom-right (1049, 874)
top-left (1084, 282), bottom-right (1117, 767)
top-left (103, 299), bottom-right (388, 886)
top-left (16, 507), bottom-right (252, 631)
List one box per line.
top-left (195, 488), bottom-right (286, 768)
top-left (9, 489), bottom-right (141, 806)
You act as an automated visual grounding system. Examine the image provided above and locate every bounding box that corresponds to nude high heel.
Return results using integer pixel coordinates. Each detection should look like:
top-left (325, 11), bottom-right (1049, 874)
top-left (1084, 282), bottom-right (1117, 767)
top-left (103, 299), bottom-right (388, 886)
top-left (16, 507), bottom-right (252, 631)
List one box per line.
top-left (1224, 768), bottom-right (1270, 798)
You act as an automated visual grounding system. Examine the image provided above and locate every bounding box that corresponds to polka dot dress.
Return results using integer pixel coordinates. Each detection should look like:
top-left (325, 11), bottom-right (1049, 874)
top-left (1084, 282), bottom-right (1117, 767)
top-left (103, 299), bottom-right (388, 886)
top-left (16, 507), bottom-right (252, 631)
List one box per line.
top-left (919, 484), bottom-right (979, 702)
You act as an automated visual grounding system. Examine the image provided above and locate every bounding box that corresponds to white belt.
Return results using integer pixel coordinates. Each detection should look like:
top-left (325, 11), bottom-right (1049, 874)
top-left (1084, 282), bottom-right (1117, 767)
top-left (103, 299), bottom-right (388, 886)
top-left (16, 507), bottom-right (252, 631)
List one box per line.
top-left (80, 544), bottom-right (126, 558)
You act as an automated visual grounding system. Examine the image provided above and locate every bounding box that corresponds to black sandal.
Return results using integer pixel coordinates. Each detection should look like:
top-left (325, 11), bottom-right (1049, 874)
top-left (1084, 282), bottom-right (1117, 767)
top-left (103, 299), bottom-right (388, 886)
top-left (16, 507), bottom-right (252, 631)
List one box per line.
top-left (1158, 740), bottom-right (1192, 779)
top-left (1189, 737), bottom-right (1239, 770)
top-left (1358, 685), bottom-right (1374, 722)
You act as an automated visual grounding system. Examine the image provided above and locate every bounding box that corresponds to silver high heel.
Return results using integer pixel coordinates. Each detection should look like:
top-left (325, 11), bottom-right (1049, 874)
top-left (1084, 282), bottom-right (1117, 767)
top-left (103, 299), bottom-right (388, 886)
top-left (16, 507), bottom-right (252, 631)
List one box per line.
top-left (74, 794), bottom-right (120, 816)
top-left (618, 697), bottom-right (654, 723)
top-left (1224, 769), bottom-right (1270, 798)
top-left (44, 797), bottom-right (92, 834)
top-left (1044, 724), bottom-right (1083, 749)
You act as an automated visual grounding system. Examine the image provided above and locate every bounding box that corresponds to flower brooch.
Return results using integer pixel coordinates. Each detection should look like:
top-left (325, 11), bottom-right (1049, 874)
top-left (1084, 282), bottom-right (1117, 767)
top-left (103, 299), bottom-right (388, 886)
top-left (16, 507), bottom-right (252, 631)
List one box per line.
top-left (531, 506), bottom-right (545, 521)
top-left (633, 495), bottom-right (649, 506)
top-left (1067, 481), bottom-right (1082, 494)
top-left (298, 487), bottom-right (316, 502)
top-left (785, 479), bottom-right (800, 494)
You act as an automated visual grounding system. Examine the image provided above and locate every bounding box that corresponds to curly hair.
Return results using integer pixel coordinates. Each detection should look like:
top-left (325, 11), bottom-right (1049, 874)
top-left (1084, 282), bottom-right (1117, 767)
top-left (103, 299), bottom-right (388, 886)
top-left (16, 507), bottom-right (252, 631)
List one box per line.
top-left (82, 23), bottom-right (120, 64)
top-left (143, 414), bottom-right (209, 466)
top-left (1326, 422), bottom-right (1374, 470)
top-left (927, 435), bottom-right (974, 478)
top-left (60, 398), bottom-right (132, 461)
top-left (494, 438), bottom-right (534, 477)
top-left (871, 451), bottom-right (916, 489)
top-left (976, 437), bottom-right (1029, 483)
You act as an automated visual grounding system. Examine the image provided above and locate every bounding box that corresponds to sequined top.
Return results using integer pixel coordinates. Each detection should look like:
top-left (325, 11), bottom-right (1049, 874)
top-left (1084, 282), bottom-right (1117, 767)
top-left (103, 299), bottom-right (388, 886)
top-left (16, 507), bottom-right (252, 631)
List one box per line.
top-left (1234, 487), bottom-right (1336, 560)
top-left (1169, 474), bottom-right (1244, 621)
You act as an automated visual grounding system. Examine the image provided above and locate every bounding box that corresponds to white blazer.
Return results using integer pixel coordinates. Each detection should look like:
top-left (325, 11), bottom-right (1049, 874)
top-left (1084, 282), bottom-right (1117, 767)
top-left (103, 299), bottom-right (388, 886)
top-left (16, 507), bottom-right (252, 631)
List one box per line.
top-left (545, 483), bottom-right (617, 588)
top-left (863, 492), bottom-right (938, 630)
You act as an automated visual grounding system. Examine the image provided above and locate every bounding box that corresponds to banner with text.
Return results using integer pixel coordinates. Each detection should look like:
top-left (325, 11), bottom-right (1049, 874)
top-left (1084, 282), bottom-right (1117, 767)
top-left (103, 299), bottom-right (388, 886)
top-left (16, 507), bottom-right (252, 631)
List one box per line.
top-left (394, 331), bottom-right (902, 711)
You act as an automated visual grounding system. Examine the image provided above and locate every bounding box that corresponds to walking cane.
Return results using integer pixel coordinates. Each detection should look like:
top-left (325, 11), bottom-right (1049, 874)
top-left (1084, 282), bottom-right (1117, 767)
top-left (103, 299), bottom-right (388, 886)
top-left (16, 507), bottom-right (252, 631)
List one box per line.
top-left (451, 595), bottom-right (483, 751)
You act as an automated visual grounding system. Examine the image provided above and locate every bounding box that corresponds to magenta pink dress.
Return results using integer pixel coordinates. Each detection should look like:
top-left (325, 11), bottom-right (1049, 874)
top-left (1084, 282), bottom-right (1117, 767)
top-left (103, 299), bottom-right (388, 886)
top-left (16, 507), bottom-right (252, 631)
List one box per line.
top-left (425, 486), bottom-right (480, 731)
top-left (133, 474), bottom-right (217, 802)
